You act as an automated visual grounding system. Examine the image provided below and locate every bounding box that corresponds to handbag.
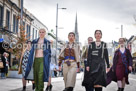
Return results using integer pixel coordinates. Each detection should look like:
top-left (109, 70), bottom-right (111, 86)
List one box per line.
top-left (0, 61), bottom-right (4, 68)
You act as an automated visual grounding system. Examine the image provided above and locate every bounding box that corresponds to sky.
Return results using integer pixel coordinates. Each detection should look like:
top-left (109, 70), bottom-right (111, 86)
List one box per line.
top-left (24, 0), bottom-right (136, 45)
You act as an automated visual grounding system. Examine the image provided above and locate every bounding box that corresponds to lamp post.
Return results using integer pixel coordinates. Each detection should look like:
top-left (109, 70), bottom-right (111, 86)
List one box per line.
top-left (56, 3), bottom-right (66, 62)
top-left (116, 25), bottom-right (123, 38)
top-left (121, 25), bottom-right (123, 37)
top-left (20, 0), bottom-right (23, 27)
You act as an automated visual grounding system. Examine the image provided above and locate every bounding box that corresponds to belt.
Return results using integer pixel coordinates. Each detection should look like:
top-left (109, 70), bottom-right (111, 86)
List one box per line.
top-left (64, 59), bottom-right (76, 63)
top-left (65, 56), bottom-right (75, 60)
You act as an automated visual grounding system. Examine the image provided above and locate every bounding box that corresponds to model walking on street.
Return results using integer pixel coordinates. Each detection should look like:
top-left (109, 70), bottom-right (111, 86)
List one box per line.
top-left (58, 32), bottom-right (80, 91)
top-left (25, 28), bottom-right (51, 91)
top-left (107, 38), bottom-right (133, 91)
top-left (82, 37), bottom-right (94, 91)
top-left (84, 30), bottom-right (110, 91)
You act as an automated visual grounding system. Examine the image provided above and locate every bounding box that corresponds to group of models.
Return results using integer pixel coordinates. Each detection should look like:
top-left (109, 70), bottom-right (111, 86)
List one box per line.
top-left (18, 28), bottom-right (133, 91)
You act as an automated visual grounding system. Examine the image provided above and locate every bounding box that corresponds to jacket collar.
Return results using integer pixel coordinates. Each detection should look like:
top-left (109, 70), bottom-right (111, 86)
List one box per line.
top-left (34, 37), bottom-right (48, 44)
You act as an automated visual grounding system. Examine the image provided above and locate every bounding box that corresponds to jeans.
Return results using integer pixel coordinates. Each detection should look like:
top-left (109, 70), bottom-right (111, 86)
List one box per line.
top-left (1, 73), bottom-right (5, 78)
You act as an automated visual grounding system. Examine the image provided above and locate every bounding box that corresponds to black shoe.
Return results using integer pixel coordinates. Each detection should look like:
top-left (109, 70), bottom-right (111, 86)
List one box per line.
top-left (32, 83), bottom-right (35, 90)
top-left (63, 88), bottom-right (69, 91)
top-left (49, 84), bottom-right (53, 91)
top-left (67, 87), bottom-right (73, 91)
top-left (117, 88), bottom-right (121, 91)
top-left (45, 85), bottom-right (49, 91)
top-left (22, 86), bottom-right (26, 91)
top-left (121, 88), bottom-right (124, 91)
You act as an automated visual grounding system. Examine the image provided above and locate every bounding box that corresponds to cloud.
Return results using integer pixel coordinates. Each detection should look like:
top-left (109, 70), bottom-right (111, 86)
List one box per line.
top-left (24, 0), bottom-right (136, 43)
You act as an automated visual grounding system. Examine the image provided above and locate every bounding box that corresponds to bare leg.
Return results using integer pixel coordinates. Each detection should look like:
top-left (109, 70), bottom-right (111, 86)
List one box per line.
top-left (117, 80), bottom-right (122, 88)
top-left (122, 77), bottom-right (125, 88)
top-left (47, 76), bottom-right (51, 86)
top-left (94, 85), bottom-right (102, 91)
top-left (22, 78), bottom-right (27, 86)
top-left (31, 81), bottom-right (35, 90)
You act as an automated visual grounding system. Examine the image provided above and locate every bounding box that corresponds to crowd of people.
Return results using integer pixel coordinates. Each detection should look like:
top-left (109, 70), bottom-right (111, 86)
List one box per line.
top-left (0, 28), bottom-right (134, 91)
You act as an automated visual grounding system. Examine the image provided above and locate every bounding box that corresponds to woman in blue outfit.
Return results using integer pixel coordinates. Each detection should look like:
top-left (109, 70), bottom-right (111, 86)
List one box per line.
top-left (25, 28), bottom-right (51, 91)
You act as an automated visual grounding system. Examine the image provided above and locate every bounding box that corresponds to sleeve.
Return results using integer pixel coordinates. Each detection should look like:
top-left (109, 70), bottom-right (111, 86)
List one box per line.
top-left (104, 43), bottom-right (110, 68)
top-left (87, 44), bottom-right (92, 67)
top-left (127, 49), bottom-right (133, 66)
top-left (58, 56), bottom-right (64, 66)
top-left (58, 45), bottom-right (65, 66)
top-left (48, 41), bottom-right (51, 62)
top-left (77, 45), bottom-right (80, 68)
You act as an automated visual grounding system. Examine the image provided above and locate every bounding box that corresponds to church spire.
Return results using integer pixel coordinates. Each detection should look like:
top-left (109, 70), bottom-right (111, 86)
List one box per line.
top-left (74, 13), bottom-right (79, 43)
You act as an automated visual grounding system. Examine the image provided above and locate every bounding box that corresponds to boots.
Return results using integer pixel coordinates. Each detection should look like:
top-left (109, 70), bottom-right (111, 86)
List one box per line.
top-left (68, 87), bottom-right (73, 91)
top-left (22, 86), bottom-right (26, 91)
top-left (121, 88), bottom-right (124, 91)
top-left (45, 84), bottom-right (53, 91)
top-left (117, 88), bottom-right (121, 91)
top-left (63, 87), bottom-right (73, 91)
top-left (32, 83), bottom-right (35, 90)
top-left (95, 87), bottom-right (102, 91)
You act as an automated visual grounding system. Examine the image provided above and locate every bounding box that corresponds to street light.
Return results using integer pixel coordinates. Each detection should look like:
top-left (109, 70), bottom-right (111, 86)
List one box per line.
top-left (56, 3), bottom-right (66, 62)
top-left (116, 25), bottom-right (123, 38)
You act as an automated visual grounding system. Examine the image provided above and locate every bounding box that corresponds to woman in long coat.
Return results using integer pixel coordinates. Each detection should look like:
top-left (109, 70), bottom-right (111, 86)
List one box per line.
top-left (25, 28), bottom-right (51, 91)
top-left (107, 38), bottom-right (132, 91)
top-left (83, 30), bottom-right (110, 91)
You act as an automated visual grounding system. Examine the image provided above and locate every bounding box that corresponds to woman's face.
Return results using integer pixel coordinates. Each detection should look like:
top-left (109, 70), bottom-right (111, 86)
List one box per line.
top-left (39, 29), bottom-right (46, 38)
top-left (95, 31), bottom-right (102, 40)
top-left (68, 34), bottom-right (75, 42)
top-left (119, 38), bottom-right (125, 46)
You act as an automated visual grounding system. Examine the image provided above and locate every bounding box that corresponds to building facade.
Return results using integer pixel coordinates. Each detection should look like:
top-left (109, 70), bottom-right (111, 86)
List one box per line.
top-left (0, 0), bottom-right (51, 71)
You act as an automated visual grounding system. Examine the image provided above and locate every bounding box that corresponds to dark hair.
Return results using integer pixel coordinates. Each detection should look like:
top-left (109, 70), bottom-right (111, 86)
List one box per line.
top-left (26, 40), bottom-right (31, 44)
top-left (94, 30), bottom-right (102, 35)
top-left (68, 32), bottom-right (75, 37)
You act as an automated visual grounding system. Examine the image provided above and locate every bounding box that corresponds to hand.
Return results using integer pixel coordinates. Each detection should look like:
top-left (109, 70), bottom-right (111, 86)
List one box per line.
top-left (77, 68), bottom-right (80, 73)
top-left (59, 66), bottom-right (61, 71)
top-left (129, 66), bottom-right (132, 72)
top-left (106, 68), bottom-right (110, 73)
top-left (86, 66), bottom-right (90, 71)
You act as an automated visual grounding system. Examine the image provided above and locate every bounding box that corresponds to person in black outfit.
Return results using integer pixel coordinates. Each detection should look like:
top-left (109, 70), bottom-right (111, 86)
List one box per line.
top-left (83, 30), bottom-right (110, 91)
top-left (1, 52), bottom-right (7, 79)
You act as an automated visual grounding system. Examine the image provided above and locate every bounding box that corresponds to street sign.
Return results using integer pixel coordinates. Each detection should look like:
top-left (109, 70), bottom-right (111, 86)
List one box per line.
top-left (0, 38), bottom-right (4, 42)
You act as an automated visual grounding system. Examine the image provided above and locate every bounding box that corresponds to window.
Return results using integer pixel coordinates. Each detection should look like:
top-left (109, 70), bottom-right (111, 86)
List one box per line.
top-left (0, 5), bottom-right (3, 27)
top-left (13, 15), bottom-right (16, 33)
top-left (6, 10), bottom-right (10, 30)
top-left (33, 28), bottom-right (34, 40)
top-left (35, 30), bottom-right (37, 39)
top-left (16, 19), bottom-right (18, 33)
top-left (29, 25), bottom-right (31, 38)
top-left (26, 24), bottom-right (31, 38)
top-left (23, 21), bottom-right (25, 30)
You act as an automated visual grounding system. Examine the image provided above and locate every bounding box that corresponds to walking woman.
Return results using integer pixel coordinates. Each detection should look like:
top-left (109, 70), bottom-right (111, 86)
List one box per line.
top-left (1, 52), bottom-right (7, 79)
top-left (25, 28), bottom-right (51, 91)
top-left (108, 38), bottom-right (132, 91)
top-left (82, 37), bottom-right (94, 91)
top-left (18, 40), bottom-right (35, 91)
top-left (45, 41), bottom-right (57, 91)
top-left (58, 32), bottom-right (80, 91)
top-left (85, 30), bottom-right (110, 91)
